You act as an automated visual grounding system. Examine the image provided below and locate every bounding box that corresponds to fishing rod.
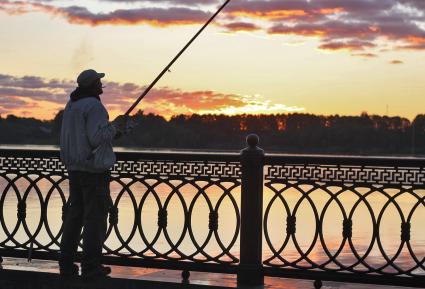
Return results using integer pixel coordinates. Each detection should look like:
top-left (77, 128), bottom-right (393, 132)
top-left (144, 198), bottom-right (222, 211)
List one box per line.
top-left (124, 0), bottom-right (232, 116)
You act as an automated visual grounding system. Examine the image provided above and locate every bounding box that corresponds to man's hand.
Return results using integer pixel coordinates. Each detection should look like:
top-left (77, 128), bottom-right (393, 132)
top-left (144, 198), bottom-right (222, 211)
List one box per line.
top-left (112, 115), bottom-right (129, 137)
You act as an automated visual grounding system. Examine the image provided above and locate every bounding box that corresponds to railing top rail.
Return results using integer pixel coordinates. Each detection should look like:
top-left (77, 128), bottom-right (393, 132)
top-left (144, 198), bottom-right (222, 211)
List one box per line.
top-left (0, 148), bottom-right (61, 158)
top-left (0, 148), bottom-right (241, 162)
top-left (265, 153), bottom-right (425, 167)
top-left (1, 148), bottom-right (425, 167)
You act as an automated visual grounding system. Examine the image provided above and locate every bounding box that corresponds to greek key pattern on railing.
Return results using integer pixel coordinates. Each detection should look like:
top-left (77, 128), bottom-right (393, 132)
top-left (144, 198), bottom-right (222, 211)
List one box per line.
top-left (0, 157), bottom-right (67, 174)
top-left (266, 165), bottom-right (425, 186)
top-left (112, 160), bottom-right (241, 179)
top-left (0, 156), bottom-right (241, 180)
top-left (263, 169), bottom-right (425, 276)
top-left (0, 155), bottom-right (241, 265)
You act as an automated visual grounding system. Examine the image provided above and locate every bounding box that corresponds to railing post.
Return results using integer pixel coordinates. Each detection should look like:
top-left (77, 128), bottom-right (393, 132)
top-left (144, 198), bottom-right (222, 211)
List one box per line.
top-left (238, 134), bottom-right (265, 286)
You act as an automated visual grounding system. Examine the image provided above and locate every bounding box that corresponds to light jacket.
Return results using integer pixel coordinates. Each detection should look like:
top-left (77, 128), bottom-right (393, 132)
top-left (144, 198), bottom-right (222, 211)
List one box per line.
top-left (60, 97), bottom-right (117, 172)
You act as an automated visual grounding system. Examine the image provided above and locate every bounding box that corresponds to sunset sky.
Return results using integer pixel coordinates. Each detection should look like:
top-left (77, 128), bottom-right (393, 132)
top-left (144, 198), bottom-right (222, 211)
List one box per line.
top-left (0, 0), bottom-right (424, 120)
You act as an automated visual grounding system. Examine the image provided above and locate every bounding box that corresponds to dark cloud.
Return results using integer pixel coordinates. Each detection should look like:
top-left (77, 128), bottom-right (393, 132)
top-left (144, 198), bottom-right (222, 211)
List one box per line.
top-left (0, 87), bottom-right (66, 101)
top-left (0, 1), bottom-right (211, 26)
top-left (2, 0), bottom-right (425, 54)
top-left (0, 74), bottom-right (72, 90)
top-left (0, 74), bottom-right (73, 104)
top-left (390, 59), bottom-right (404, 64)
top-left (102, 0), bottom-right (219, 5)
top-left (227, 0), bottom-right (425, 53)
top-left (60, 6), bottom-right (210, 26)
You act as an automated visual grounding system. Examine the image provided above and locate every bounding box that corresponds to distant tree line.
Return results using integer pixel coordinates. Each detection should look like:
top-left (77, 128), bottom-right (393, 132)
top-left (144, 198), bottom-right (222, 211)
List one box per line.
top-left (1, 111), bottom-right (425, 155)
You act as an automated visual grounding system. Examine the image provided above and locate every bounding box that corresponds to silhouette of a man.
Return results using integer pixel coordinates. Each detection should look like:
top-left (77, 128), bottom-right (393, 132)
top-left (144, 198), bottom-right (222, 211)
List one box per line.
top-left (59, 69), bottom-right (127, 278)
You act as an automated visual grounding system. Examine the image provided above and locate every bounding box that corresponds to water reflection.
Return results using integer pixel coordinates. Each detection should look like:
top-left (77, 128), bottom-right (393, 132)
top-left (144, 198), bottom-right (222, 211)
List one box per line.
top-left (1, 175), bottom-right (425, 275)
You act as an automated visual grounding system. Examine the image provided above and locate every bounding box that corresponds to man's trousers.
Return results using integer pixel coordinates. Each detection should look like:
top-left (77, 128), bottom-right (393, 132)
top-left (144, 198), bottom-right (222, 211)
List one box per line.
top-left (59, 171), bottom-right (111, 271)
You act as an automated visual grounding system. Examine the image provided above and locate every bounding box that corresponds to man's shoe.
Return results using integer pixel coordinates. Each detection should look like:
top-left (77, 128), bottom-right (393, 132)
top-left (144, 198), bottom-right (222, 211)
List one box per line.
top-left (59, 263), bottom-right (79, 277)
top-left (82, 265), bottom-right (111, 280)
top-left (101, 265), bottom-right (111, 275)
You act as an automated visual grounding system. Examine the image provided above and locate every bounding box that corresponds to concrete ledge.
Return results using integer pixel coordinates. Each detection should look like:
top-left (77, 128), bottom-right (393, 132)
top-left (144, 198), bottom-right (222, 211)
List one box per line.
top-left (0, 258), bottom-right (416, 289)
top-left (0, 268), bottom-right (235, 289)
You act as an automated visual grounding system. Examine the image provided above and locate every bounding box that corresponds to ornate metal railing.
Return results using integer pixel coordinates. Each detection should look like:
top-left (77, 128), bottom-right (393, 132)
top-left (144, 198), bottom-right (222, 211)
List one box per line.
top-left (1, 137), bottom-right (425, 288)
top-left (0, 149), bottom-right (241, 273)
top-left (263, 154), bottom-right (425, 287)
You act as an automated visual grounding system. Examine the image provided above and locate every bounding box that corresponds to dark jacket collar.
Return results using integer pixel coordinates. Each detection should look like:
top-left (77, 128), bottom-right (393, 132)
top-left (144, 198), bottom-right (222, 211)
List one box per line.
top-left (70, 87), bottom-right (101, 102)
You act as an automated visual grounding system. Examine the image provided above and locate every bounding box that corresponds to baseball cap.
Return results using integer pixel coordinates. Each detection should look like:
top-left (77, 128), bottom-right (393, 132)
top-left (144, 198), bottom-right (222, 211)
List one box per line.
top-left (77, 69), bottom-right (105, 87)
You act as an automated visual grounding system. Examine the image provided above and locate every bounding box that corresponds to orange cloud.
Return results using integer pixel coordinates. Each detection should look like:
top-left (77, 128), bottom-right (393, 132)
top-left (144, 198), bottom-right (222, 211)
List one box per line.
top-left (228, 9), bottom-right (307, 20)
top-left (405, 36), bottom-right (425, 44)
top-left (389, 60), bottom-right (404, 65)
top-left (222, 21), bottom-right (260, 32)
top-left (315, 8), bottom-right (345, 15)
top-left (352, 53), bottom-right (378, 58)
top-left (319, 40), bottom-right (376, 51)
top-left (0, 74), bottom-right (302, 119)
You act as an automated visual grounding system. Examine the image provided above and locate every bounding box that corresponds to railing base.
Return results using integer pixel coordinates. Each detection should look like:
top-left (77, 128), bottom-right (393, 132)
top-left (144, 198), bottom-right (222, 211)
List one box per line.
top-left (264, 267), bottom-right (425, 288)
top-left (314, 279), bottom-right (322, 289)
top-left (237, 265), bottom-right (264, 286)
top-left (0, 268), bottom-right (234, 289)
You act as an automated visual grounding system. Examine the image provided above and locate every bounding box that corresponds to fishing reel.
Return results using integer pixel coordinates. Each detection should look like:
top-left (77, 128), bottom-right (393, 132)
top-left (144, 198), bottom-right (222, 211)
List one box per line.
top-left (114, 118), bottom-right (137, 139)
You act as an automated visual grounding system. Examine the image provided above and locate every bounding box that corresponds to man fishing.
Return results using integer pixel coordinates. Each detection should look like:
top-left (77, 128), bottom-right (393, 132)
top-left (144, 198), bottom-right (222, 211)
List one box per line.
top-left (59, 69), bottom-right (128, 278)
top-left (58, 0), bottom-right (231, 280)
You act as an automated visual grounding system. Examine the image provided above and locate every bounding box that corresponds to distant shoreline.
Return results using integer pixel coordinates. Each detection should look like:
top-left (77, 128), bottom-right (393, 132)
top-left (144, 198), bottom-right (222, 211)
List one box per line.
top-left (1, 144), bottom-right (424, 158)
top-left (2, 112), bottom-right (425, 156)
